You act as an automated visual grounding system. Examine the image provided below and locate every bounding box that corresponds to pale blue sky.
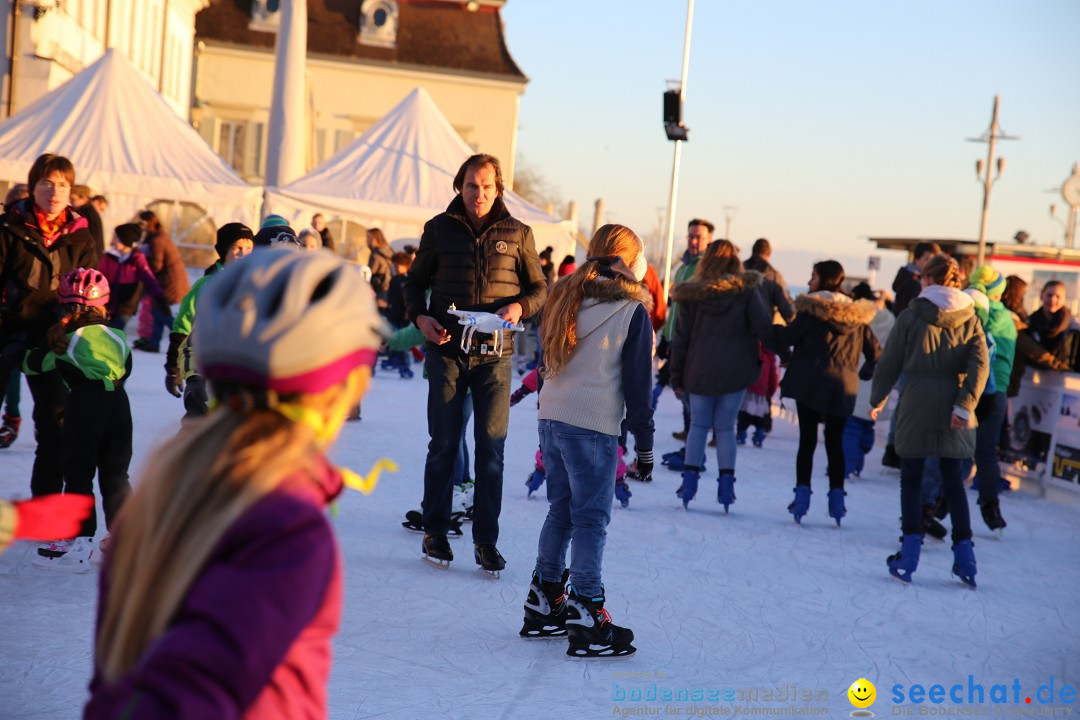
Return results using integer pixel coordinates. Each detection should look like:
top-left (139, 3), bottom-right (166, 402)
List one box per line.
top-left (503, 0), bottom-right (1080, 281)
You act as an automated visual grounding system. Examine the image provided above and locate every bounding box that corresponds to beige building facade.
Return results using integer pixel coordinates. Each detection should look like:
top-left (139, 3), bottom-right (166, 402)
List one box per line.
top-left (0, 0), bottom-right (208, 120)
top-left (191, 0), bottom-right (527, 187)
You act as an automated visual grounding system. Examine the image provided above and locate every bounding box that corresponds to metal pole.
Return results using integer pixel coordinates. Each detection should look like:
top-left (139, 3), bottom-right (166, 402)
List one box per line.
top-left (1069, 205), bottom-right (1078, 250)
top-left (661, 0), bottom-right (695, 297)
top-left (976, 96), bottom-right (1000, 268)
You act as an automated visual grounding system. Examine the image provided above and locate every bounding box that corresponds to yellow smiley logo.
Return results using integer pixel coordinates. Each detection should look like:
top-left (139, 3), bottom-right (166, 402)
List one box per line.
top-left (848, 678), bottom-right (876, 709)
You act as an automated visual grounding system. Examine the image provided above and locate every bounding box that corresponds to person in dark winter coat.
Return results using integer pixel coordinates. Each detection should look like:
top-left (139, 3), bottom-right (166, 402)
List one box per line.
top-left (775, 261), bottom-right (879, 525)
top-left (0, 153), bottom-right (99, 500)
top-left (367, 228), bottom-right (394, 312)
top-left (744, 238), bottom-right (794, 322)
top-left (891, 241), bottom-right (942, 316)
top-left (1002, 275), bottom-right (1069, 397)
top-left (870, 254), bottom-right (989, 587)
top-left (403, 153), bottom-right (547, 569)
top-left (132, 210), bottom-right (190, 353)
top-left (71, 185), bottom-right (105, 256)
top-left (1026, 280), bottom-right (1080, 370)
top-left (669, 240), bottom-right (775, 512)
top-left (312, 213), bottom-right (335, 251)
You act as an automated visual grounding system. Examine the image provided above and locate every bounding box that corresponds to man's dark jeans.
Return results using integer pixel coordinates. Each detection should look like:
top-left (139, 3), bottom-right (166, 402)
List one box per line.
top-left (421, 349), bottom-right (511, 545)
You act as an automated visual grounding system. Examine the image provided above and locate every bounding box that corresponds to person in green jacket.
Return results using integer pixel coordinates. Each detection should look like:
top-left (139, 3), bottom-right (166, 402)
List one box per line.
top-left (967, 265), bottom-right (1017, 533)
top-left (19, 268), bottom-right (133, 572)
top-left (164, 223), bottom-right (254, 417)
top-left (659, 218), bottom-right (711, 440)
top-left (869, 254), bottom-right (989, 588)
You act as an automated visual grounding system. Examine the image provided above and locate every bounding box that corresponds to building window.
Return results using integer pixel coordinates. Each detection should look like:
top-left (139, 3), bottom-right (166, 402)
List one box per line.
top-left (249, 0), bottom-right (280, 33)
top-left (219, 120), bottom-right (247, 174)
top-left (359, 0), bottom-right (398, 48)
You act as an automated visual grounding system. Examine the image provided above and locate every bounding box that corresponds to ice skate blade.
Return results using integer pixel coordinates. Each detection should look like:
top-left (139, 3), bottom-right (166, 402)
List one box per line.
top-left (952, 571), bottom-right (977, 589)
top-left (520, 628), bottom-right (568, 639)
top-left (478, 568), bottom-right (501, 579)
top-left (422, 555), bottom-right (451, 569)
top-left (888, 568), bottom-right (913, 584)
top-left (566, 643), bottom-right (637, 659)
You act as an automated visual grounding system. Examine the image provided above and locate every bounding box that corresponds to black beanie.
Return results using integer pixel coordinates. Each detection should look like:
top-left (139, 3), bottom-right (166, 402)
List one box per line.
top-left (114, 223), bottom-right (142, 248)
top-left (215, 222), bottom-right (254, 260)
top-left (253, 224), bottom-right (298, 248)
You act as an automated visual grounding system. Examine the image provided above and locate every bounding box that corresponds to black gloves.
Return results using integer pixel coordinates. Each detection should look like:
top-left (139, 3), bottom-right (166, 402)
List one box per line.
top-left (633, 449), bottom-right (654, 483)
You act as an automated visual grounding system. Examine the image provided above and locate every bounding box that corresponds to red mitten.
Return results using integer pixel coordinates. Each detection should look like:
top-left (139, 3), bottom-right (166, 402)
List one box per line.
top-left (13, 494), bottom-right (95, 540)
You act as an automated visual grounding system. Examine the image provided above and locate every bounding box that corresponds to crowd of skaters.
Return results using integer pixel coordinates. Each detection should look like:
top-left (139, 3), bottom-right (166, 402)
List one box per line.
top-left (0, 149), bottom-right (1070, 713)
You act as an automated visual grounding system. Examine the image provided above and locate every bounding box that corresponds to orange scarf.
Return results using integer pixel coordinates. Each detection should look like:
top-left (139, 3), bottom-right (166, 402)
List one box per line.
top-left (34, 207), bottom-right (68, 248)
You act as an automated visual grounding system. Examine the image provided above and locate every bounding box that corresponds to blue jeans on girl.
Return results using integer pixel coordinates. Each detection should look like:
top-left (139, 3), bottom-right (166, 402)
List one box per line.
top-left (687, 390), bottom-right (746, 472)
top-left (535, 420), bottom-right (617, 596)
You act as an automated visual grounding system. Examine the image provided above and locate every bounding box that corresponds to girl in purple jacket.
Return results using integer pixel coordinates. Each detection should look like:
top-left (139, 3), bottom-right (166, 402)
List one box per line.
top-left (96, 223), bottom-right (168, 332)
top-left (86, 250), bottom-right (386, 719)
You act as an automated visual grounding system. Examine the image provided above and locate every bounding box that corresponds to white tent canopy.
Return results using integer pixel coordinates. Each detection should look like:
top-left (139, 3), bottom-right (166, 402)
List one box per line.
top-left (0, 49), bottom-right (261, 241)
top-left (264, 87), bottom-right (576, 259)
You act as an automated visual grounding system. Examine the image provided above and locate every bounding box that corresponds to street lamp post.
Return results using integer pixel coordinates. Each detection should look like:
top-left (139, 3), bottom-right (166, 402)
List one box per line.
top-left (967, 95), bottom-right (1018, 267)
top-left (660, 0), bottom-right (695, 298)
top-left (723, 206), bottom-right (737, 240)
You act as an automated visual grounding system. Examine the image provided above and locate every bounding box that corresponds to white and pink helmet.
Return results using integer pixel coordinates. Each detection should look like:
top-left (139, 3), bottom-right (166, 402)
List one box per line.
top-left (194, 248), bottom-right (385, 394)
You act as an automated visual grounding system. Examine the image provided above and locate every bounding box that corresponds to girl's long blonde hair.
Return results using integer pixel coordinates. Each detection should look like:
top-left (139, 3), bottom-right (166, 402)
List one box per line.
top-left (95, 382), bottom-right (346, 682)
top-left (539, 223), bottom-right (643, 377)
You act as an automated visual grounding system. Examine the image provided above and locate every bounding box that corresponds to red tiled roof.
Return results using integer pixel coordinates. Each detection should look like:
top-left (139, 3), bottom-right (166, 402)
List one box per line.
top-left (195, 0), bottom-right (526, 80)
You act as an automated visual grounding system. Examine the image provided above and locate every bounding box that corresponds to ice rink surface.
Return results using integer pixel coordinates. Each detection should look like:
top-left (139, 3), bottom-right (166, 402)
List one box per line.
top-left (1, 351), bottom-right (1077, 719)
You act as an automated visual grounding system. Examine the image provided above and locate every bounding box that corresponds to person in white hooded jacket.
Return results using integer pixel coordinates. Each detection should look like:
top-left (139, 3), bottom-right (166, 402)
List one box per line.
top-left (869, 254), bottom-right (989, 588)
top-left (843, 283), bottom-right (895, 479)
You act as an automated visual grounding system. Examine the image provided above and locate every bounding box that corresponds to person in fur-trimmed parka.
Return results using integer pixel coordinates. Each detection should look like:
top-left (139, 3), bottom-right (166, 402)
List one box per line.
top-left (669, 240), bottom-right (775, 512)
top-left (774, 261), bottom-right (880, 526)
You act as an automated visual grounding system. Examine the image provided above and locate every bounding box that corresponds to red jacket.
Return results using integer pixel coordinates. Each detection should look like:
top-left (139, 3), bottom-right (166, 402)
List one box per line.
top-left (748, 344), bottom-right (779, 398)
top-left (86, 458), bottom-right (344, 720)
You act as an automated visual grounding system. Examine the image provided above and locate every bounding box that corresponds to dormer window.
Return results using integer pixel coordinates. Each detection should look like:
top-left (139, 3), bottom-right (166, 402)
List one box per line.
top-left (360, 0), bottom-right (398, 48)
top-left (249, 0), bottom-right (280, 33)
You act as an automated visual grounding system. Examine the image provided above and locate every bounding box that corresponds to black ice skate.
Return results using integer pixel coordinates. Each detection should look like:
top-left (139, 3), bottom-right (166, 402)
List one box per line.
top-left (402, 510), bottom-right (463, 537)
top-left (474, 543), bottom-right (506, 579)
top-left (422, 534), bottom-right (453, 568)
top-left (520, 570), bottom-right (569, 639)
top-left (565, 586), bottom-right (636, 658)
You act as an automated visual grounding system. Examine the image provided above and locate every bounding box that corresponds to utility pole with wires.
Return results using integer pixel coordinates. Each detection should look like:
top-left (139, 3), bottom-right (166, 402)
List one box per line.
top-left (968, 95), bottom-right (1019, 267)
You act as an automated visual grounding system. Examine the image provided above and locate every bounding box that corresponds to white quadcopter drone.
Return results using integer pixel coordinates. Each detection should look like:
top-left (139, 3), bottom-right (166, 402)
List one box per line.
top-left (446, 304), bottom-right (524, 357)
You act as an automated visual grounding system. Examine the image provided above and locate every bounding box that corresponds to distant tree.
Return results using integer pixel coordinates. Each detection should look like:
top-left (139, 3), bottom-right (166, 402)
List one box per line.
top-left (512, 156), bottom-right (563, 212)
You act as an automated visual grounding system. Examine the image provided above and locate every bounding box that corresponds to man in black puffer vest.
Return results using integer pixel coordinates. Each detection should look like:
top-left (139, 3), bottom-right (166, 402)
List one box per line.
top-left (405, 153), bottom-right (547, 572)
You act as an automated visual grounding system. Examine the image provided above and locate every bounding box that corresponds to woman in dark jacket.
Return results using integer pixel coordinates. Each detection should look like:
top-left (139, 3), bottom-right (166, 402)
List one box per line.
top-left (1026, 280), bottom-right (1079, 369)
top-left (366, 227), bottom-right (394, 312)
top-left (775, 261), bottom-right (879, 526)
top-left (133, 209), bottom-right (190, 352)
top-left (0, 153), bottom-right (98, 503)
top-left (669, 240), bottom-right (774, 512)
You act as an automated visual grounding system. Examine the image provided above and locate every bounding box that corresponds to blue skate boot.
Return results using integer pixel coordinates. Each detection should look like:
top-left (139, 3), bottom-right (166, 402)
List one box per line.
top-left (887, 533), bottom-right (923, 583)
top-left (717, 474), bottom-right (736, 513)
top-left (951, 539), bottom-right (977, 589)
top-left (788, 485), bottom-right (812, 524)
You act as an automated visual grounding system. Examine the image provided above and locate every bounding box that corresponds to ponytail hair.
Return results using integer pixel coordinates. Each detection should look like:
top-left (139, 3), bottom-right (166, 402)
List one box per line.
top-left (922, 254), bottom-right (962, 289)
top-left (539, 224), bottom-right (643, 377)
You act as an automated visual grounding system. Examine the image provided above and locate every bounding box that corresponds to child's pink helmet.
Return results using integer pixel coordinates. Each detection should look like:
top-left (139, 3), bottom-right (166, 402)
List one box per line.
top-left (58, 268), bottom-right (110, 307)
